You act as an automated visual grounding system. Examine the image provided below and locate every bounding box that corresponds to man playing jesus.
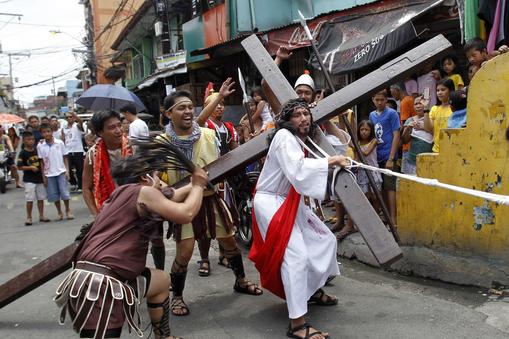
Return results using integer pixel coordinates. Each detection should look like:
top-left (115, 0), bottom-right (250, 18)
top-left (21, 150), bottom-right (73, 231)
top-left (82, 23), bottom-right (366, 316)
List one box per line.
top-left (250, 98), bottom-right (349, 339)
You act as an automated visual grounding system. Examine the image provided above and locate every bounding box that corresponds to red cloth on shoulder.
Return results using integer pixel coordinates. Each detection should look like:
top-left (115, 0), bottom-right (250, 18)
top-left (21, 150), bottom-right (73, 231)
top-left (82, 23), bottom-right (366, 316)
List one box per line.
top-left (93, 137), bottom-right (132, 209)
top-left (249, 186), bottom-right (301, 299)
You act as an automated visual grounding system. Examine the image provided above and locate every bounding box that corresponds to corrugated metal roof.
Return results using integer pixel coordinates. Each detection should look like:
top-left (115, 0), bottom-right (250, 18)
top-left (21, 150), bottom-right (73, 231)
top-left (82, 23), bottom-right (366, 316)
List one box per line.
top-left (134, 64), bottom-right (187, 91)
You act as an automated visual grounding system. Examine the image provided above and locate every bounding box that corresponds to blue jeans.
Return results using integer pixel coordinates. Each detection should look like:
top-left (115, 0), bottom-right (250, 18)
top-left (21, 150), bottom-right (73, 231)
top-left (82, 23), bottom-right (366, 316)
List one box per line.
top-left (46, 173), bottom-right (70, 202)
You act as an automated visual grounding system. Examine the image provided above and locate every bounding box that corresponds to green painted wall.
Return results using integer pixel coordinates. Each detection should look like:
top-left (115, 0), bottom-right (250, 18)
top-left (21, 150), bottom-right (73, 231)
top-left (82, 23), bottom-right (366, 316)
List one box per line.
top-left (311, 0), bottom-right (379, 16)
top-left (141, 37), bottom-right (153, 78)
top-left (230, 0), bottom-right (380, 37)
top-left (232, 0), bottom-right (252, 34)
top-left (183, 16), bottom-right (206, 64)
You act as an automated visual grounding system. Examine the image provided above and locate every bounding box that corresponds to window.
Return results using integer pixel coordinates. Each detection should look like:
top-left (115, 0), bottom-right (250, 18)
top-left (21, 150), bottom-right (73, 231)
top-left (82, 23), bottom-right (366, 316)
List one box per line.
top-left (192, 0), bottom-right (224, 17)
top-left (132, 54), bottom-right (143, 80)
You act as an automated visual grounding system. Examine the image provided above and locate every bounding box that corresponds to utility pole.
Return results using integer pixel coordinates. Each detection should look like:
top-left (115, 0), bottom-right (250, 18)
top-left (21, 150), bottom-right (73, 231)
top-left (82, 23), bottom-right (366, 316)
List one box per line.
top-left (52, 76), bottom-right (58, 115)
top-left (2, 52), bottom-right (30, 111)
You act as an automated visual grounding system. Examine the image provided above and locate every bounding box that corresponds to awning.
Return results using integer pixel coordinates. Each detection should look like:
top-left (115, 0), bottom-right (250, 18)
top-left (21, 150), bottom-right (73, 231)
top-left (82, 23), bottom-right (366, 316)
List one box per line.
top-left (135, 64), bottom-right (187, 91)
top-left (311, 0), bottom-right (444, 75)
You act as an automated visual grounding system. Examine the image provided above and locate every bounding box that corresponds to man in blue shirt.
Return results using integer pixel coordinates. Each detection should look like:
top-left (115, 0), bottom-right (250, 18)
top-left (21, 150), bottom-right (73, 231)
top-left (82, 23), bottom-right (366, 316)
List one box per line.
top-left (369, 90), bottom-right (400, 225)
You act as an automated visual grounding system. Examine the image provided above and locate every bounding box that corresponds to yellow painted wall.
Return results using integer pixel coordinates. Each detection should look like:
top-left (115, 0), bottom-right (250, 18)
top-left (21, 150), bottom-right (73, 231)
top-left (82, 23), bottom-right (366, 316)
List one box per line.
top-left (397, 53), bottom-right (509, 260)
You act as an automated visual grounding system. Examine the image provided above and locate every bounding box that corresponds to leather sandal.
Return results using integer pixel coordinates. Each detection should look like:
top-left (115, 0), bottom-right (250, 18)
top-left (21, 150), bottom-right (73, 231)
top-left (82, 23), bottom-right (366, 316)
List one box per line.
top-left (170, 297), bottom-right (189, 316)
top-left (308, 288), bottom-right (338, 306)
top-left (287, 322), bottom-right (329, 339)
top-left (233, 279), bottom-right (263, 296)
top-left (197, 259), bottom-right (210, 277)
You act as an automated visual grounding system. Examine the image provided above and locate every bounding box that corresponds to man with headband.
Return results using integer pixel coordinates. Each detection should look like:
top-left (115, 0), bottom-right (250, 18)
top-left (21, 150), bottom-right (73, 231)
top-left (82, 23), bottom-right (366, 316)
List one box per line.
top-left (251, 98), bottom-right (349, 339)
top-left (161, 90), bottom-right (262, 317)
top-left (54, 137), bottom-right (208, 339)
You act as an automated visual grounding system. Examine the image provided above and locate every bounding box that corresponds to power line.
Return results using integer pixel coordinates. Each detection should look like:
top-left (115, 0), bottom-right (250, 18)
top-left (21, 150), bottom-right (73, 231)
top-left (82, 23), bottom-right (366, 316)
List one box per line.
top-left (14, 67), bottom-right (79, 89)
top-left (0, 20), bottom-right (81, 28)
top-left (94, 0), bottom-right (131, 42)
top-left (1, 44), bottom-right (80, 54)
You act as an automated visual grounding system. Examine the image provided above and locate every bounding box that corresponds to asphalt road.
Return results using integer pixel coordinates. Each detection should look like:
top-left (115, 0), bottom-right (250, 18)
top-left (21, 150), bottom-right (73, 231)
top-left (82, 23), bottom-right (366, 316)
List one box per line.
top-left (1, 185), bottom-right (508, 338)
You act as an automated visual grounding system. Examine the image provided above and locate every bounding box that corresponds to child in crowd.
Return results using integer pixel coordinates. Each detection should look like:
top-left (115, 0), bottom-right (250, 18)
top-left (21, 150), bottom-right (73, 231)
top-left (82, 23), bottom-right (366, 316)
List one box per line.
top-left (442, 55), bottom-right (464, 90)
top-left (83, 132), bottom-right (96, 152)
top-left (447, 90), bottom-right (468, 128)
top-left (251, 86), bottom-right (274, 131)
top-left (369, 91), bottom-right (400, 225)
top-left (37, 123), bottom-right (73, 220)
top-left (423, 78), bottom-right (455, 153)
top-left (17, 131), bottom-right (49, 226)
top-left (337, 119), bottom-right (383, 241)
top-left (120, 116), bottom-right (130, 137)
top-left (356, 120), bottom-right (382, 206)
top-left (464, 38), bottom-right (489, 69)
top-left (238, 96), bottom-right (262, 142)
top-left (401, 96), bottom-right (434, 175)
top-left (467, 64), bottom-right (479, 82)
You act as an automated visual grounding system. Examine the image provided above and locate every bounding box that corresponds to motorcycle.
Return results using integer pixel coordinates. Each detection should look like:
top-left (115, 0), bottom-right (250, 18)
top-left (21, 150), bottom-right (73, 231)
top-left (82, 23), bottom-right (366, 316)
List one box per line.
top-left (228, 170), bottom-right (260, 248)
top-left (0, 150), bottom-right (12, 193)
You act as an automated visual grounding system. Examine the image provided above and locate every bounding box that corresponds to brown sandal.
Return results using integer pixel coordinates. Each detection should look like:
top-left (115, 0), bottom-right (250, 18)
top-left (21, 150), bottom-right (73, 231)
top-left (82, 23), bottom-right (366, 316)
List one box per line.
top-left (308, 288), bottom-right (338, 306)
top-left (234, 279), bottom-right (263, 296)
top-left (170, 297), bottom-right (189, 316)
top-left (287, 322), bottom-right (329, 339)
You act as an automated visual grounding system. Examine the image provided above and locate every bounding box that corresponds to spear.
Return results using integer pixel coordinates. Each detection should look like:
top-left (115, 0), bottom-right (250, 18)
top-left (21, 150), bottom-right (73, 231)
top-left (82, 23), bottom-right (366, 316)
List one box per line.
top-left (238, 67), bottom-right (256, 134)
top-left (298, 10), bottom-right (400, 242)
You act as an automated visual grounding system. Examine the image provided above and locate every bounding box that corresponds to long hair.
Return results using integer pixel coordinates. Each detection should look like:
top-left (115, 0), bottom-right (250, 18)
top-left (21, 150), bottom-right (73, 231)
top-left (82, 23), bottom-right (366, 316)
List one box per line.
top-left (267, 98), bottom-right (317, 145)
top-left (111, 135), bottom-right (195, 185)
top-left (250, 86), bottom-right (267, 101)
top-left (357, 119), bottom-right (375, 142)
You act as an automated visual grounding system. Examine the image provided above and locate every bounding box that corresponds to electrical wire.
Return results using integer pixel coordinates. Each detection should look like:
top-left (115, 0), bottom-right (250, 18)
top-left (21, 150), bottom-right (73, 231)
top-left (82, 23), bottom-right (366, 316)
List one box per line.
top-left (0, 16), bottom-right (15, 31)
top-left (94, 0), bottom-right (130, 42)
top-left (0, 20), bottom-right (81, 28)
top-left (14, 67), bottom-right (80, 89)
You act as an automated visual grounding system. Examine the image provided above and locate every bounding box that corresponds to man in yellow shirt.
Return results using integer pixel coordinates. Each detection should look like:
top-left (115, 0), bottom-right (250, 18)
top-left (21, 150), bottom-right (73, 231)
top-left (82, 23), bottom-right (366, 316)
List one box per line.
top-left (161, 90), bottom-right (262, 317)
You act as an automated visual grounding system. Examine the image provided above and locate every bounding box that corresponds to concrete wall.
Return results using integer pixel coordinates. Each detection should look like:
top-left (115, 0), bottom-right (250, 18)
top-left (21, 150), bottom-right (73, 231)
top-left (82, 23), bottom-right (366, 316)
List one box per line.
top-left (397, 53), bottom-right (509, 262)
top-left (90, 0), bottom-right (146, 84)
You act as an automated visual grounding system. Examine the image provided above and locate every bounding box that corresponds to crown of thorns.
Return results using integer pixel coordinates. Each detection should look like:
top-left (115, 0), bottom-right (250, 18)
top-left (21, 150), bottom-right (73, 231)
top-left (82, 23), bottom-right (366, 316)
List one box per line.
top-left (278, 98), bottom-right (310, 122)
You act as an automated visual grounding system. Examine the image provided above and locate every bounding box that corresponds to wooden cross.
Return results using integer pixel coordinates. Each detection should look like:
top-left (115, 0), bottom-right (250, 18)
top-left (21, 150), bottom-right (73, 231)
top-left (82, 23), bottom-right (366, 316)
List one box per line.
top-left (0, 34), bottom-right (452, 309)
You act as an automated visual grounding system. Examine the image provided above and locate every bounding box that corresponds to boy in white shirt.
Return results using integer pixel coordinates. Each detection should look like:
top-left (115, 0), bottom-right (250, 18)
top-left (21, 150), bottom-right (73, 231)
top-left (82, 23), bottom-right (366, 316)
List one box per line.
top-left (37, 123), bottom-right (73, 220)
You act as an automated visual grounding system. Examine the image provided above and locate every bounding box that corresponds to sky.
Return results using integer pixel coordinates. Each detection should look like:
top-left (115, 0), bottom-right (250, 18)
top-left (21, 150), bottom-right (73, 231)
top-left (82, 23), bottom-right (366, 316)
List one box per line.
top-left (0, 0), bottom-right (85, 107)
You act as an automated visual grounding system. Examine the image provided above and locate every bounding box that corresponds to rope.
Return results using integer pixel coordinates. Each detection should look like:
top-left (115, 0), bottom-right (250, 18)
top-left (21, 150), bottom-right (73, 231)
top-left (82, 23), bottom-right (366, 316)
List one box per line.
top-left (297, 134), bottom-right (509, 206)
top-left (346, 158), bottom-right (509, 206)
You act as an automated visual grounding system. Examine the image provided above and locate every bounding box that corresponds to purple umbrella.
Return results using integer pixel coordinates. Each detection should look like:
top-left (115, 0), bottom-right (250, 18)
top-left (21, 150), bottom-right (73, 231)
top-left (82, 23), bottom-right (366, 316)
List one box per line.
top-left (76, 84), bottom-right (146, 112)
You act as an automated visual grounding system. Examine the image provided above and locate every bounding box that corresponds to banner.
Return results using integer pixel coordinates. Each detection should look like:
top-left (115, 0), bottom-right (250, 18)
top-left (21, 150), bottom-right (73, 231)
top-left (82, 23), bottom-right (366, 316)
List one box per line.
top-left (155, 50), bottom-right (187, 70)
top-left (311, 1), bottom-right (443, 74)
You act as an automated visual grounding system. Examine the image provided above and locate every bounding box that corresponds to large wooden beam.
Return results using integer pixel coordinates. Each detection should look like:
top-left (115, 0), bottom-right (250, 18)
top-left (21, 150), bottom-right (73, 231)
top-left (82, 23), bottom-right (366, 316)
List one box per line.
top-left (0, 242), bottom-right (78, 308)
top-left (206, 34), bottom-right (452, 182)
top-left (314, 130), bottom-right (402, 266)
top-left (312, 35), bottom-right (453, 123)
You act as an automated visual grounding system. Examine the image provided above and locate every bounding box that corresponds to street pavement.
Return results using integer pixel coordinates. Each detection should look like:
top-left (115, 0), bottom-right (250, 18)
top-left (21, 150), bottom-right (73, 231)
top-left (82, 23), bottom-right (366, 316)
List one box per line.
top-left (1, 185), bottom-right (509, 338)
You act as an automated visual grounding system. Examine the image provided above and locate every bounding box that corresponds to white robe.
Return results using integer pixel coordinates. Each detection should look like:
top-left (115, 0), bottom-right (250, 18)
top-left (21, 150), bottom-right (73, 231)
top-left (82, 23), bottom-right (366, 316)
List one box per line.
top-left (253, 129), bottom-right (340, 319)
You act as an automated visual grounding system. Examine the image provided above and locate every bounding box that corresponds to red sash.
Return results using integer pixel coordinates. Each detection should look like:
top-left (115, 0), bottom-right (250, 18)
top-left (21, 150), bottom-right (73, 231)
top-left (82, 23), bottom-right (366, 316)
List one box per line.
top-left (249, 186), bottom-right (301, 299)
